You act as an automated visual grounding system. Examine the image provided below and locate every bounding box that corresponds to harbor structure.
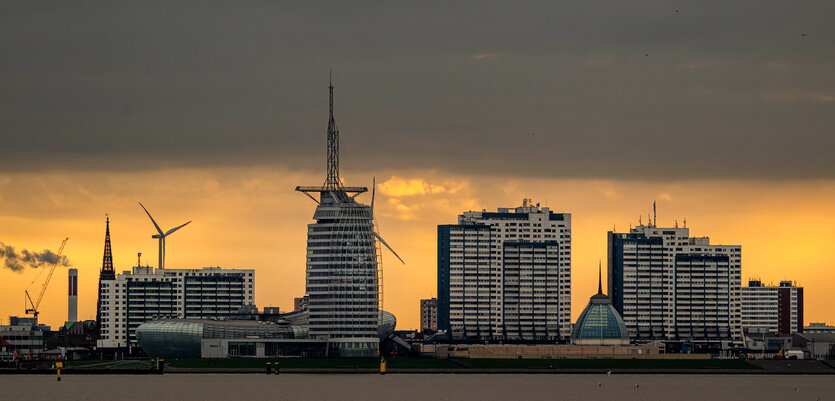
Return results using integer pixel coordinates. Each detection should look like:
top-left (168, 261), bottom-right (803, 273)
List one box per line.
top-left (437, 200), bottom-right (572, 341)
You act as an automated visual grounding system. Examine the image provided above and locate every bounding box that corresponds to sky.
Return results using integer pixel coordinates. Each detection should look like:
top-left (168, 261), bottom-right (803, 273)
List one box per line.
top-left (0, 2), bottom-right (833, 330)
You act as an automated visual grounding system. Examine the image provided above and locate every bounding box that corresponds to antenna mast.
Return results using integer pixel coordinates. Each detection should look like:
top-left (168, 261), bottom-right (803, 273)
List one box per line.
top-left (325, 67), bottom-right (342, 190)
top-left (653, 201), bottom-right (657, 228)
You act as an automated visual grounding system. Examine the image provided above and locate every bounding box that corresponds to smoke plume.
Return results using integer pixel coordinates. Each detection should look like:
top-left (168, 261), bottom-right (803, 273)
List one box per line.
top-left (0, 242), bottom-right (70, 272)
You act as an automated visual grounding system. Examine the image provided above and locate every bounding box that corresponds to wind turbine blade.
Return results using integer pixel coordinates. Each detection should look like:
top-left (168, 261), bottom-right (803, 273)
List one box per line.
top-left (139, 202), bottom-right (164, 235)
top-left (373, 232), bottom-right (405, 265)
top-left (164, 221), bottom-right (191, 236)
top-left (371, 177), bottom-right (376, 214)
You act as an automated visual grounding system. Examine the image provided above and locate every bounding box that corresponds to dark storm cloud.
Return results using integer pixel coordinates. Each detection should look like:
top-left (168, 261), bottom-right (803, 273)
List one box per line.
top-left (0, 241), bottom-right (70, 272)
top-left (0, 1), bottom-right (833, 179)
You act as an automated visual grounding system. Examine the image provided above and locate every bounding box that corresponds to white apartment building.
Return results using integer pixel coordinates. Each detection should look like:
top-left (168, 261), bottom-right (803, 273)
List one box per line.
top-left (438, 200), bottom-right (572, 341)
top-left (97, 266), bottom-right (254, 348)
top-left (608, 224), bottom-right (743, 345)
top-left (420, 298), bottom-right (438, 333)
top-left (0, 324), bottom-right (45, 359)
top-left (741, 280), bottom-right (803, 334)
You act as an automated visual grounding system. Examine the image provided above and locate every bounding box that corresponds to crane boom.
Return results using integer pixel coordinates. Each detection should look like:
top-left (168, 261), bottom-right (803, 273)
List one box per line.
top-left (24, 237), bottom-right (69, 319)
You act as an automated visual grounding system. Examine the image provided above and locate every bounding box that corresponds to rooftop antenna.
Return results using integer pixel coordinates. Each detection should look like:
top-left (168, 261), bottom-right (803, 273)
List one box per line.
top-left (675, 219), bottom-right (679, 228)
top-left (295, 71), bottom-right (367, 204)
top-left (325, 66), bottom-right (342, 191)
top-left (683, 217), bottom-right (687, 228)
top-left (137, 252), bottom-right (142, 267)
top-left (139, 202), bottom-right (191, 269)
top-left (653, 201), bottom-right (657, 228)
top-left (639, 215), bottom-right (642, 226)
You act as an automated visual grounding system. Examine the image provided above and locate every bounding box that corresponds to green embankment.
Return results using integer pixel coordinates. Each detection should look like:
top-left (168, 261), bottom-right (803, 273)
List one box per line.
top-left (164, 358), bottom-right (758, 370)
top-left (65, 360), bottom-right (155, 369)
top-left (450, 358), bottom-right (760, 370)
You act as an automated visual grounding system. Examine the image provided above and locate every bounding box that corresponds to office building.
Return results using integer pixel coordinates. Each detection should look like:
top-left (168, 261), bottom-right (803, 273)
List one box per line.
top-left (97, 265), bottom-right (254, 348)
top-left (741, 280), bottom-right (803, 335)
top-left (608, 223), bottom-right (742, 345)
top-left (420, 298), bottom-right (438, 333)
top-left (0, 323), bottom-right (45, 358)
top-left (438, 199), bottom-right (572, 341)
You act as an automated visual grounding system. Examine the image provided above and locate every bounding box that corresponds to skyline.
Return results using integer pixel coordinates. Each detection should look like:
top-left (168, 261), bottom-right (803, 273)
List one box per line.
top-left (1, 168), bottom-right (833, 330)
top-left (1, 2), bottom-right (833, 332)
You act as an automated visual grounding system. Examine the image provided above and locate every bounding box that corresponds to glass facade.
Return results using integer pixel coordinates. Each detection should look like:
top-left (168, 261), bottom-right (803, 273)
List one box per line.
top-left (571, 291), bottom-right (630, 345)
top-left (135, 320), bottom-right (203, 359)
top-left (572, 303), bottom-right (629, 341)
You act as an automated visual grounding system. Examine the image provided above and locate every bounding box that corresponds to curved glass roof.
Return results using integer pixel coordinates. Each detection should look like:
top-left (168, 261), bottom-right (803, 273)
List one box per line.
top-left (572, 301), bottom-right (629, 341)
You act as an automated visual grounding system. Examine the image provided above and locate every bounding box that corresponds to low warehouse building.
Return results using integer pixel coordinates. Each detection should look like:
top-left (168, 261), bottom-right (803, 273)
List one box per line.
top-left (136, 310), bottom-right (396, 358)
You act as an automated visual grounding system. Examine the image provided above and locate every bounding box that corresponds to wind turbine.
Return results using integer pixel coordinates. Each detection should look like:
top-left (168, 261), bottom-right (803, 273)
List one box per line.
top-left (139, 202), bottom-right (191, 269)
top-left (370, 177), bottom-right (404, 264)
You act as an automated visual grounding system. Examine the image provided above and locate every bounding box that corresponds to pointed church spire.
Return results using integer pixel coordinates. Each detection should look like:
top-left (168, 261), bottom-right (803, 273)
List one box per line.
top-left (598, 260), bottom-right (603, 295)
top-left (97, 215), bottom-right (115, 327)
top-left (101, 216), bottom-right (114, 278)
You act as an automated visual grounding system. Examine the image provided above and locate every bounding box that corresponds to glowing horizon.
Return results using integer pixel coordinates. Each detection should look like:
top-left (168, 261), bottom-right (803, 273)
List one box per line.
top-left (1, 168), bottom-right (833, 331)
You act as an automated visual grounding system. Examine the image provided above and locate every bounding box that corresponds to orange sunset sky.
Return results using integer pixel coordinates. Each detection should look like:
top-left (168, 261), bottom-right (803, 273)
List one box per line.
top-left (1, 169), bottom-right (833, 330)
top-left (1, 3), bottom-right (834, 332)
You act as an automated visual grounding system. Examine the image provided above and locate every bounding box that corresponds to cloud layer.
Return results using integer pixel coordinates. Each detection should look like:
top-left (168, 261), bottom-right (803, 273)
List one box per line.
top-left (1, 1), bottom-right (833, 179)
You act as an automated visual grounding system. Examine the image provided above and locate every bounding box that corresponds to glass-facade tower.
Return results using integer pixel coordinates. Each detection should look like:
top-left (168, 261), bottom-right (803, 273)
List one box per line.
top-left (306, 192), bottom-right (379, 357)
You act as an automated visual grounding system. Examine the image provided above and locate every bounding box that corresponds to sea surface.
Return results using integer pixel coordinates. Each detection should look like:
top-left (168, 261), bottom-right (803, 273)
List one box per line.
top-left (1, 374), bottom-right (833, 401)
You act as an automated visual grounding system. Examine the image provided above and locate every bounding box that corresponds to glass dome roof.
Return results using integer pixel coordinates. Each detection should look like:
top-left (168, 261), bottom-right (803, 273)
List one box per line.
top-left (571, 301), bottom-right (629, 341)
top-left (571, 262), bottom-right (630, 343)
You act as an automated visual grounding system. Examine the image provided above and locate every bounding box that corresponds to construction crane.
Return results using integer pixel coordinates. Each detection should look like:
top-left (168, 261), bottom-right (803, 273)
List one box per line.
top-left (24, 237), bottom-right (69, 321)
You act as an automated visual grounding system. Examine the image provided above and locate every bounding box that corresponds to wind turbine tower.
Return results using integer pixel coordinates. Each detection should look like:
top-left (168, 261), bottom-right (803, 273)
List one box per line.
top-left (139, 202), bottom-right (191, 269)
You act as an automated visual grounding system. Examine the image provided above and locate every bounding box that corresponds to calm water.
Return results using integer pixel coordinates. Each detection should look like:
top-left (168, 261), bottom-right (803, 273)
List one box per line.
top-left (1, 374), bottom-right (833, 401)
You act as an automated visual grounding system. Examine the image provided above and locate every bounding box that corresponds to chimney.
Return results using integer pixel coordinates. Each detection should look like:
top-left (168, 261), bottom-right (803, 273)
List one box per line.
top-left (68, 268), bottom-right (78, 323)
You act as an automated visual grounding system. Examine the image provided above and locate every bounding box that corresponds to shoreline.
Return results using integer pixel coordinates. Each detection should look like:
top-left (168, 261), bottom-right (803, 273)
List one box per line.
top-left (2, 368), bottom-right (833, 375)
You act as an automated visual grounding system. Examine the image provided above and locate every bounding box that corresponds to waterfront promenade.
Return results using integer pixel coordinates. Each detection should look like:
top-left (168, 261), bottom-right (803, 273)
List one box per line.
top-left (1, 373), bottom-right (833, 401)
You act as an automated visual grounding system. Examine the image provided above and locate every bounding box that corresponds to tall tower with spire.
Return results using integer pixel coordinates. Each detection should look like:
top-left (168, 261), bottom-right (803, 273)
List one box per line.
top-left (295, 73), bottom-right (403, 357)
top-left (96, 216), bottom-right (116, 326)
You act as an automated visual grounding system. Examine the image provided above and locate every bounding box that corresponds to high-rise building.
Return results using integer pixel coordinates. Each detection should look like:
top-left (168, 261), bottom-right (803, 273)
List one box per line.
top-left (608, 223), bottom-right (742, 345)
top-left (741, 280), bottom-right (803, 334)
top-left (97, 266), bottom-right (254, 348)
top-left (420, 298), bottom-right (438, 333)
top-left (295, 75), bottom-right (402, 357)
top-left (97, 216), bottom-right (116, 327)
top-left (438, 200), bottom-right (572, 341)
